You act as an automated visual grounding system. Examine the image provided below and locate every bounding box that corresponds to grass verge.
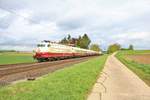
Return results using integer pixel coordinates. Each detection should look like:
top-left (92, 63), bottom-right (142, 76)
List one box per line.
top-left (0, 52), bottom-right (35, 65)
top-left (0, 55), bottom-right (108, 100)
top-left (116, 50), bottom-right (150, 86)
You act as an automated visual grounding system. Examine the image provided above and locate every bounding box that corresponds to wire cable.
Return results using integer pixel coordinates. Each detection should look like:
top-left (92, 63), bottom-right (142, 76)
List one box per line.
top-left (0, 7), bottom-right (39, 24)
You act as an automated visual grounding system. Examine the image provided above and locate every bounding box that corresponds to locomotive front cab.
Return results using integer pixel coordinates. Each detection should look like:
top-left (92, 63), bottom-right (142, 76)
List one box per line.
top-left (36, 43), bottom-right (49, 52)
top-left (34, 42), bottom-right (50, 60)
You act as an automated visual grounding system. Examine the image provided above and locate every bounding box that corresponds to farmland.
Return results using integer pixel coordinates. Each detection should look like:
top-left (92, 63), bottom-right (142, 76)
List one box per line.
top-left (116, 50), bottom-right (150, 86)
top-left (0, 55), bottom-right (108, 100)
top-left (0, 52), bottom-right (35, 65)
top-left (126, 54), bottom-right (150, 64)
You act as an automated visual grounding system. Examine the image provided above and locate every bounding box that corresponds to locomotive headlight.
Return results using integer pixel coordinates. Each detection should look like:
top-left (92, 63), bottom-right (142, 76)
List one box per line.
top-left (33, 50), bottom-right (36, 55)
top-left (33, 50), bottom-right (35, 53)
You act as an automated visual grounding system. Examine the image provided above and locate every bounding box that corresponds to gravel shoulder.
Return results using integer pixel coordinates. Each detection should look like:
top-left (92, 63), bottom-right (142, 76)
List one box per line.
top-left (0, 57), bottom-right (97, 85)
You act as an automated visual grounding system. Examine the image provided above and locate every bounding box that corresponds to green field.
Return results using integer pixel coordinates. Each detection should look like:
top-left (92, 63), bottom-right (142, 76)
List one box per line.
top-left (116, 50), bottom-right (150, 86)
top-left (0, 55), bottom-right (108, 100)
top-left (0, 52), bottom-right (35, 65)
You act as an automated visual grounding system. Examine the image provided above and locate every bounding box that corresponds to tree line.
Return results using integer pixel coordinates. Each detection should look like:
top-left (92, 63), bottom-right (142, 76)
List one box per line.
top-left (59, 34), bottom-right (134, 53)
top-left (107, 44), bottom-right (134, 54)
top-left (59, 34), bottom-right (101, 52)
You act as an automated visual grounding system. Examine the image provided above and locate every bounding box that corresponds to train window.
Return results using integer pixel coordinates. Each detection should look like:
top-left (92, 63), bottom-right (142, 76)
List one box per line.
top-left (37, 44), bottom-right (45, 47)
top-left (37, 44), bottom-right (40, 47)
top-left (48, 44), bottom-right (51, 47)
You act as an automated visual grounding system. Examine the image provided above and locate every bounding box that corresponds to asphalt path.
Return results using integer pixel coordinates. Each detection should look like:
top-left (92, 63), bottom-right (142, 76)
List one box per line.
top-left (88, 53), bottom-right (150, 100)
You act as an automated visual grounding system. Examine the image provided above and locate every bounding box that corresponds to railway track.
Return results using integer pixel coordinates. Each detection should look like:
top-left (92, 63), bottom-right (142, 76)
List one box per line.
top-left (0, 56), bottom-right (98, 85)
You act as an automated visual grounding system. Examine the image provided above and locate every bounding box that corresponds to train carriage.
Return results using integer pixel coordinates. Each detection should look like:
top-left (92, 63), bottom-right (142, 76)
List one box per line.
top-left (33, 40), bottom-right (101, 62)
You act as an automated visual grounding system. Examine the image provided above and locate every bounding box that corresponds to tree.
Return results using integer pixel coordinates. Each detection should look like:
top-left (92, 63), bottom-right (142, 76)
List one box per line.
top-left (129, 44), bottom-right (134, 50)
top-left (79, 34), bottom-right (91, 49)
top-left (67, 34), bottom-right (71, 42)
top-left (59, 37), bottom-right (68, 44)
top-left (90, 44), bottom-right (101, 52)
top-left (107, 43), bottom-right (121, 54)
top-left (59, 34), bottom-right (91, 48)
top-left (76, 35), bottom-right (82, 47)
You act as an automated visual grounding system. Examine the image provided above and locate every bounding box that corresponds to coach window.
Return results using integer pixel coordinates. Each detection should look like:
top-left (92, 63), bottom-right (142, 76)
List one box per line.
top-left (37, 44), bottom-right (41, 47)
top-left (48, 44), bottom-right (51, 47)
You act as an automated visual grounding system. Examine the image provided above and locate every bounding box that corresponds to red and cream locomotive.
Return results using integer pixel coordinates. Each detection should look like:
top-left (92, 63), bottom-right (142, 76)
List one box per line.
top-left (33, 40), bottom-right (101, 62)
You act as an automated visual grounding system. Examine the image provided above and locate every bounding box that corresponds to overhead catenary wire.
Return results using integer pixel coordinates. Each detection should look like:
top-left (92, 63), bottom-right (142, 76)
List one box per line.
top-left (0, 6), bottom-right (52, 43)
top-left (0, 7), bottom-right (40, 24)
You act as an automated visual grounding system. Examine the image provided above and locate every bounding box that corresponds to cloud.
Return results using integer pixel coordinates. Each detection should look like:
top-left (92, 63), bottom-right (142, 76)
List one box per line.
top-left (0, 0), bottom-right (26, 11)
top-left (0, 0), bottom-right (150, 51)
top-left (57, 17), bottom-right (87, 31)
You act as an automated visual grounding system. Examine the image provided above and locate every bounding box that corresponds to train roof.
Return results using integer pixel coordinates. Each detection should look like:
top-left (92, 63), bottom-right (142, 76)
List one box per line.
top-left (39, 40), bottom-right (101, 53)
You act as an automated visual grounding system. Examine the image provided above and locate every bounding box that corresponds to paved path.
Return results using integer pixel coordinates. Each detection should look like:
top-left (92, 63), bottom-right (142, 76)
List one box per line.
top-left (87, 53), bottom-right (150, 100)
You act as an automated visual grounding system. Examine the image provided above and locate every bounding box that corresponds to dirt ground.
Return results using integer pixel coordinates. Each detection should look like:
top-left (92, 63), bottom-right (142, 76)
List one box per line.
top-left (126, 54), bottom-right (150, 64)
top-left (0, 56), bottom-right (96, 85)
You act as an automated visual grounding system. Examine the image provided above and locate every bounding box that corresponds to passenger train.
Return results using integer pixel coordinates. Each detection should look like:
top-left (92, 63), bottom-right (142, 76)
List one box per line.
top-left (33, 40), bottom-right (101, 62)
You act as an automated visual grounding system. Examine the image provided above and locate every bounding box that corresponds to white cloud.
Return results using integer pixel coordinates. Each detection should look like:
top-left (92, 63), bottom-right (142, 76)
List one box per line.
top-left (0, 0), bottom-right (150, 51)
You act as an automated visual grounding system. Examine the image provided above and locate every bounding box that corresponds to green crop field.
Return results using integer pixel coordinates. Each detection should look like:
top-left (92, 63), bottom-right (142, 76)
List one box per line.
top-left (0, 52), bottom-right (35, 65)
top-left (0, 55), bottom-right (108, 100)
top-left (116, 50), bottom-right (150, 86)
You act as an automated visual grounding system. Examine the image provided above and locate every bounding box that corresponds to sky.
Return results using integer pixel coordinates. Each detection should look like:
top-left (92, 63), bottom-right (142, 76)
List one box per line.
top-left (0, 0), bottom-right (150, 51)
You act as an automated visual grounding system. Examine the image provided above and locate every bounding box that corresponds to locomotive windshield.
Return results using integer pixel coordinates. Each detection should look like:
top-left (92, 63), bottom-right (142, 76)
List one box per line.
top-left (37, 44), bottom-right (45, 47)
